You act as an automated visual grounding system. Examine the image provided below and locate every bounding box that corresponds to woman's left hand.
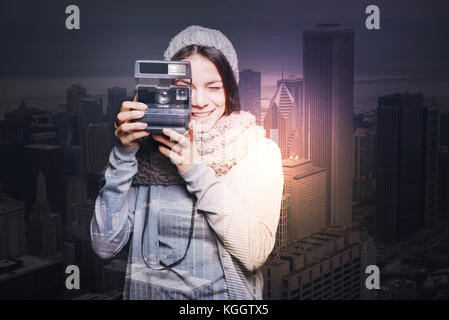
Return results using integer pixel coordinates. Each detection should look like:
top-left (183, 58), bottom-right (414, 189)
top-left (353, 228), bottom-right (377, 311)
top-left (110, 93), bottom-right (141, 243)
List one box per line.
top-left (153, 120), bottom-right (199, 175)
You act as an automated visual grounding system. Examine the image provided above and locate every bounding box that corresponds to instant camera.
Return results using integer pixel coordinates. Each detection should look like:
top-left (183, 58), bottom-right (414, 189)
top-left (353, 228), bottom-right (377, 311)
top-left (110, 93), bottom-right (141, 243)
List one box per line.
top-left (134, 60), bottom-right (192, 135)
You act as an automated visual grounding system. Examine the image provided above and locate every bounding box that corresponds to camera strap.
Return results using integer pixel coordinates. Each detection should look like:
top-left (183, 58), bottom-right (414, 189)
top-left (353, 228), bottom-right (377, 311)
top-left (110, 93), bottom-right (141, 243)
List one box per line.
top-left (140, 184), bottom-right (196, 271)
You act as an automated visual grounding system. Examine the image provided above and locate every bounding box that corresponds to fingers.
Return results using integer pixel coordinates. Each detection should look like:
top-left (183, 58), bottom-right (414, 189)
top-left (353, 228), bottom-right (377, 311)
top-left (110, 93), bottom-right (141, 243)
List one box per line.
top-left (158, 145), bottom-right (183, 165)
top-left (162, 128), bottom-right (189, 147)
top-left (115, 98), bottom-right (147, 130)
top-left (119, 130), bottom-right (150, 146)
top-left (116, 122), bottom-right (148, 135)
top-left (117, 110), bottom-right (146, 123)
top-left (121, 100), bottom-right (147, 112)
top-left (153, 135), bottom-right (181, 153)
top-left (114, 96), bottom-right (150, 149)
top-left (188, 120), bottom-right (197, 140)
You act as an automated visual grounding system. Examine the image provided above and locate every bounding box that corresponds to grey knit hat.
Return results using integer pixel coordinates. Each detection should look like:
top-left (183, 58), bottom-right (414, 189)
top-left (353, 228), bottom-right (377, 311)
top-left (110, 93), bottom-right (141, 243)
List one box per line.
top-left (163, 25), bottom-right (239, 84)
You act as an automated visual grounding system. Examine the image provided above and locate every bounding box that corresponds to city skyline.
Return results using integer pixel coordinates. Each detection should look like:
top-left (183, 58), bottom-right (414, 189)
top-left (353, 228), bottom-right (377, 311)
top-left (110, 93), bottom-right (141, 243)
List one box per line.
top-left (1, 0), bottom-right (449, 301)
top-left (1, 0), bottom-right (449, 79)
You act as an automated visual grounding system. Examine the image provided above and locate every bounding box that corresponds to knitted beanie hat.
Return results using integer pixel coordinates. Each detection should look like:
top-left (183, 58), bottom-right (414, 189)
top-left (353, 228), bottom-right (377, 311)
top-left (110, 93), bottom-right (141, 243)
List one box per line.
top-left (163, 25), bottom-right (239, 84)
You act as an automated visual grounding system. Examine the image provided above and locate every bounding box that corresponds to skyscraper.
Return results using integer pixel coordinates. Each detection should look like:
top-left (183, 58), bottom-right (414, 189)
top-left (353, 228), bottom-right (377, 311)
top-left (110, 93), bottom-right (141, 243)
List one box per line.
top-left (0, 199), bottom-right (26, 259)
top-left (23, 144), bottom-right (66, 221)
top-left (80, 123), bottom-right (113, 200)
top-left (282, 159), bottom-right (326, 242)
top-left (264, 227), bottom-right (362, 300)
top-left (84, 123), bottom-right (114, 175)
top-left (303, 24), bottom-right (354, 227)
top-left (437, 105), bottom-right (448, 219)
top-left (439, 106), bottom-right (449, 148)
top-left (78, 98), bottom-right (105, 196)
top-left (265, 83), bottom-right (296, 159)
top-left (376, 93), bottom-right (425, 243)
top-left (273, 194), bottom-right (291, 253)
top-left (353, 128), bottom-right (375, 203)
top-left (277, 76), bottom-right (303, 112)
top-left (277, 76), bottom-right (305, 158)
top-left (423, 101), bottom-right (440, 227)
top-left (79, 97), bottom-right (103, 126)
top-left (239, 70), bottom-right (261, 124)
top-left (28, 172), bottom-right (63, 258)
top-left (263, 103), bottom-right (279, 145)
top-left (438, 147), bottom-right (449, 219)
top-left (67, 84), bottom-right (87, 116)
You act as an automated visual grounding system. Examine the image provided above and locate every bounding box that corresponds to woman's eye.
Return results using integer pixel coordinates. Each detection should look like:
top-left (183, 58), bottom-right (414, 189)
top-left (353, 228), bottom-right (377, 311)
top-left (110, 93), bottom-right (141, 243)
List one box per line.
top-left (208, 87), bottom-right (222, 90)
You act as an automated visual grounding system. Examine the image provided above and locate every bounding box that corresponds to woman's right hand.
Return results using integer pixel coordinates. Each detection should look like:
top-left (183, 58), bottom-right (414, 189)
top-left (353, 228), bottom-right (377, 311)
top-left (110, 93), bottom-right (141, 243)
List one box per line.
top-left (114, 99), bottom-right (150, 151)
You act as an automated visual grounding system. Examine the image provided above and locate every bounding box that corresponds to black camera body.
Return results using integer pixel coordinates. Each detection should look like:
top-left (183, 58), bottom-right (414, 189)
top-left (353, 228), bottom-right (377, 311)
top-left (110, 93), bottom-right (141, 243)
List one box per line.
top-left (134, 60), bottom-right (192, 135)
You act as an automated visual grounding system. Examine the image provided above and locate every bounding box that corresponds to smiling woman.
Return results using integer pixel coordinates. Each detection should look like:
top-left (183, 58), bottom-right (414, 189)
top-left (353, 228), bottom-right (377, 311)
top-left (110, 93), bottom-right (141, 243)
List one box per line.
top-left (91, 25), bottom-right (284, 300)
top-left (172, 51), bottom-right (228, 133)
top-left (170, 44), bottom-right (241, 133)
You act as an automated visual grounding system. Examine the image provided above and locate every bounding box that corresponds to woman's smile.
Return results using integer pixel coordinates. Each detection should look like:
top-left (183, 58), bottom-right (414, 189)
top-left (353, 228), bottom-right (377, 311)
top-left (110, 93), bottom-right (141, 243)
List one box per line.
top-left (191, 107), bottom-right (217, 120)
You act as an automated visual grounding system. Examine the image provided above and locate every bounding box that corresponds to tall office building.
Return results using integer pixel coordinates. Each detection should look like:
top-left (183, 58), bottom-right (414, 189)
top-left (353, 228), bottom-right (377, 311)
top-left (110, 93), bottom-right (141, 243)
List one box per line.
top-left (282, 159), bottom-right (326, 242)
top-left (423, 102), bottom-right (440, 227)
top-left (437, 104), bottom-right (448, 219)
top-left (80, 98), bottom-right (103, 126)
top-left (68, 199), bottom-right (111, 292)
top-left (376, 93), bottom-right (425, 243)
top-left (0, 199), bottom-right (26, 259)
top-left (277, 76), bottom-right (303, 111)
top-left (28, 172), bottom-right (63, 258)
top-left (84, 123), bottom-right (113, 175)
top-left (263, 227), bottom-right (362, 300)
top-left (0, 138), bottom-right (21, 197)
top-left (303, 24), bottom-right (354, 227)
top-left (277, 76), bottom-right (305, 158)
top-left (239, 70), bottom-right (261, 124)
top-left (78, 97), bottom-right (106, 195)
top-left (23, 144), bottom-right (66, 221)
top-left (51, 110), bottom-right (72, 147)
top-left (80, 123), bottom-right (113, 200)
top-left (439, 107), bottom-right (449, 148)
top-left (264, 83), bottom-right (296, 159)
top-left (263, 103), bottom-right (279, 144)
top-left (107, 87), bottom-right (127, 126)
top-left (273, 194), bottom-right (291, 253)
top-left (261, 257), bottom-right (290, 300)
top-left (438, 147), bottom-right (449, 219)
top-left (353, 128), bottom-right (375, 203)
top-left (67, 84), bottom-right (87, 116)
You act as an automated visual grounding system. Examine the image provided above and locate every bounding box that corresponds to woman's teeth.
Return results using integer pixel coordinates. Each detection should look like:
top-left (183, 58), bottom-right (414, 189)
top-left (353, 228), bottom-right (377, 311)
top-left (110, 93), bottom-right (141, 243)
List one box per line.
top-left (192, 110), bottom-right (214, 118)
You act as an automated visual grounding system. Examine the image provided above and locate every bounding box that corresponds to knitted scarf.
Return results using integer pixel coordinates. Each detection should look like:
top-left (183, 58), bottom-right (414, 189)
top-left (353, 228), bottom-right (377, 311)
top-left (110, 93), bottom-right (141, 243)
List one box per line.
top-left (132, 111), bottom-right (265, 186)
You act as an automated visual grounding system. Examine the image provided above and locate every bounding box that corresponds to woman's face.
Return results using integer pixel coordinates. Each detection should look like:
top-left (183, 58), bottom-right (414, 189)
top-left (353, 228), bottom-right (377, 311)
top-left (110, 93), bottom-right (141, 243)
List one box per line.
top-left (175, 53), bottom-right (226, 133)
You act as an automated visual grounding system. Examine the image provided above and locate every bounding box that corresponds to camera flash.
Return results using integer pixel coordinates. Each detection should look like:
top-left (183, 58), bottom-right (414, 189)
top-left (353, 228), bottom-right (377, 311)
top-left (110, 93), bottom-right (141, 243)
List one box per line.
top-left (168, 64), bottom-right (186, 76)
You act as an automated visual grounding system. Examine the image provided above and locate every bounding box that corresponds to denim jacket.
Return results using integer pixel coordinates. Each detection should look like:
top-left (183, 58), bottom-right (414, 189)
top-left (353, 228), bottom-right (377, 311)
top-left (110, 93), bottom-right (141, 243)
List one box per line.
top-left (90, 137), bottom-right (283, 299)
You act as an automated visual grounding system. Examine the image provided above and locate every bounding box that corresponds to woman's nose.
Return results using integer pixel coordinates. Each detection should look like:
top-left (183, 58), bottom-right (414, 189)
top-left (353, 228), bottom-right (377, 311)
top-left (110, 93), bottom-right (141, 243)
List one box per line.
top-left (192, 88), bottom-right (208, 108)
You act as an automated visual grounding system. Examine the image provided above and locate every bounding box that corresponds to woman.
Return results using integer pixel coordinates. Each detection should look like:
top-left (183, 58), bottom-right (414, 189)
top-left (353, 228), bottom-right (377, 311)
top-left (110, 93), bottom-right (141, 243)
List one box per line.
top-left (91, 25), bottom-right (283, 300)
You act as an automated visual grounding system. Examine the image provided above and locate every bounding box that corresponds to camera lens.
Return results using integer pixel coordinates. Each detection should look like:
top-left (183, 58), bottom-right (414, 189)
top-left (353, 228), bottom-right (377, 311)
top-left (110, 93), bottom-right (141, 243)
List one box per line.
top-left (176, 88), bottom-right (188, 101)
top-left (157, 90), bottom-right (170, 104)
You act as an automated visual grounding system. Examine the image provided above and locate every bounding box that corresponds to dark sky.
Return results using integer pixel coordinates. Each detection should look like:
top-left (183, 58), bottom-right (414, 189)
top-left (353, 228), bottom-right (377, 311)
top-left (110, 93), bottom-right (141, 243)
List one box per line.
top-left (1, 0), bottom-right (448, 78)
